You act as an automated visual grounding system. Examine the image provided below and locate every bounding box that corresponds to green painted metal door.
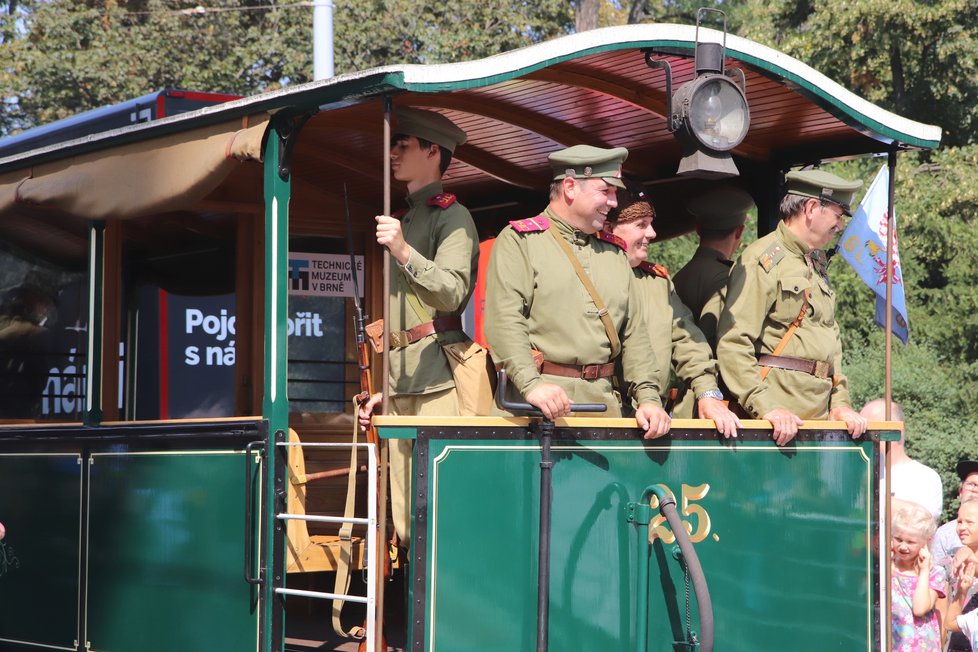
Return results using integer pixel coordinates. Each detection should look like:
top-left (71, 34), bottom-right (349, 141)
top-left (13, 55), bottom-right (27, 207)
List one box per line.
top-left (0, 454), bottom-right (82, 650)
top-left (86, 451), bottom-right (259, 652)
top-left (407, 427), bottom-right (881, 652)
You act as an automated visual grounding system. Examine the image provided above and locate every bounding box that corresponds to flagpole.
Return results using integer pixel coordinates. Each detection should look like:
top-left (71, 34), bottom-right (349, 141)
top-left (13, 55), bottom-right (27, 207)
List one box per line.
top-left (885, 151), bottom-right (896, 418)
top-left (884, 150), bottom-right (897, 652)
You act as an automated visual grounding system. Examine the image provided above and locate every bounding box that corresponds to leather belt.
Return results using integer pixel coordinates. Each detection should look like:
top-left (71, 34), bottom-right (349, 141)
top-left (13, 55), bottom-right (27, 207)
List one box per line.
top-left (540, 360), bottom-right (615, 380)
top-left (389, 316), bottom-right (463, 349)
top-left (758, 354), bottom-right (834, 379)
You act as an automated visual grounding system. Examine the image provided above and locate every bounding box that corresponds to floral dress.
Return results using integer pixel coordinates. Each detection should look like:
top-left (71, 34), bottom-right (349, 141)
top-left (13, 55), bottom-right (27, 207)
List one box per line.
top-left (891, 566), bottom-right (946, 651)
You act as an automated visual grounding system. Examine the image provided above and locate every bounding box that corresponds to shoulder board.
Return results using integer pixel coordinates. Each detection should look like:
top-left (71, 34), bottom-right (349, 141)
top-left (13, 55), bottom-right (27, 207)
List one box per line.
top-left (595, 230), bottom-right (627, 251)
top-left (638, 261), bottom-right (669, 278)
top-left (758, 242), bottom-right (785, 273)
top-left (509, 215), bottom-right (550, 233)
top-left (427, 193), bottom-right (457, 209)
top-left (392, 208), bottom-right (408, 219)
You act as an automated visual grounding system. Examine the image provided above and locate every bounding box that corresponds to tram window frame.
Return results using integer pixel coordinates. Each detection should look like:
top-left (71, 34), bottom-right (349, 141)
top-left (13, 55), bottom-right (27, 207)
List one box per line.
top-left (119, 219), bottom-right (241, 421)
top-left (0, 247), bottom-right (89, 423)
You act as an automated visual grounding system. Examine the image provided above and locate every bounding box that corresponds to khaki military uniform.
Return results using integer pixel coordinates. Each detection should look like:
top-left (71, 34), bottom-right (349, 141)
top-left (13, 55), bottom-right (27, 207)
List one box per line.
top-left (632, 263), bottom-right (719, 418)
top-left (388, 180), bottom-right (479, 396)
top-left (672, 245), bottom-right (733, 350)
top-left (485, 208), bottom-right (662, 416)
top-left (387, 180), bottom-right (478, 542)
top-left (716, 221), bottom-right (851, 419)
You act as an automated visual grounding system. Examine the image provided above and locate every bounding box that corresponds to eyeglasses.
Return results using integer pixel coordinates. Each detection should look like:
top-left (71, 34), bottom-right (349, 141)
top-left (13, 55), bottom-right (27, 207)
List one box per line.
top-left (963, 481), bottom-right (978, 491)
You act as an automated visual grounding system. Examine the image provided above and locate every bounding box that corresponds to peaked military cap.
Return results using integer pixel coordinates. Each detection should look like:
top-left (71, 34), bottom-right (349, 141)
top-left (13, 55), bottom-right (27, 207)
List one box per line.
top-left (549, 145), bottom-right (628, 189)
top-left (688, 186), bottom-right (755, 230)
top-left (784, 169), bottom-right (863, 216)
top-left (395, 107), bottom-right (467, 153)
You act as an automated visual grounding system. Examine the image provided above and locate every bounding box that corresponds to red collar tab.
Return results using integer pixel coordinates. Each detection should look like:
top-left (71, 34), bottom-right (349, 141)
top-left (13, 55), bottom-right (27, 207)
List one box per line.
top-left (638, 261), bottom-right (669, 278)
top-left (392, 208), bottom-right (408, 219)
top-left (427, 193), bottom-right (457, 209)
top-left (596, 230), bottom-right (627, 251)
top-left (509, 216), bottom-right (550, 233)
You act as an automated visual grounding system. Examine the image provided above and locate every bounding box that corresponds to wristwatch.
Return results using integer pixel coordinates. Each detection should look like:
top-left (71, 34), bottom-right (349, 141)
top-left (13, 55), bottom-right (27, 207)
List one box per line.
top-left (696, 389), bottom-right (724, 401)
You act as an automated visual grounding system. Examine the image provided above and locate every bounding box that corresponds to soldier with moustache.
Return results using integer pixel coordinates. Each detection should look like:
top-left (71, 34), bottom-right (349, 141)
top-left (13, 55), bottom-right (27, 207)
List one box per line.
top-left (485, 145), bottom-right (670, 437)
top-left (716, 169), bottom-right (869, 445)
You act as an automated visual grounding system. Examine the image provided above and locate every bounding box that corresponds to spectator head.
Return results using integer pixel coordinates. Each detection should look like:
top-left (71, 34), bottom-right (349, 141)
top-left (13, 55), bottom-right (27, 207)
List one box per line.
top-left (892, 498), bottom-right (937, 542)
top-left (859, 399), bottom-right (905, 444)
top-left (957, 460), bottom-right (978, 501)
top-left (956, 499), bottom-right (978, 550)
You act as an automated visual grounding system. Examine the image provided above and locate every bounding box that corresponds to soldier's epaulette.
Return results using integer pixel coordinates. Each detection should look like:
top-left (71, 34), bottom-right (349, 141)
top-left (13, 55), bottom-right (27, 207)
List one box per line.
top-left (595, 230), bottom-right (627, 251)
top-left (427, 193), bottom-right (457, 209)
top-left (758, 242), bottom-right (785, 273)
top-left (638, 260), bottom-right (669, 278)
top-left (509, 215), bottom-right (550, 233)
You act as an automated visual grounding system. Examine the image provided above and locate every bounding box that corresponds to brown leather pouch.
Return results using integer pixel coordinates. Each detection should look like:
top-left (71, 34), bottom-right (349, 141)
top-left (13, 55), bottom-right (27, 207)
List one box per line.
top-left (531, 348), bottom-right (544, 372)
top-left (365, 319), bottom-right (384, 353)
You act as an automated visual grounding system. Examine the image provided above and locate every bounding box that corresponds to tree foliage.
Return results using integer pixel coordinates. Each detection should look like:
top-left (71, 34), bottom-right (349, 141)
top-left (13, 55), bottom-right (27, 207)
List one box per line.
top-left (3, 0), bottom-right (978, 515)
top-left (0, 0), bottom-right (573, 135)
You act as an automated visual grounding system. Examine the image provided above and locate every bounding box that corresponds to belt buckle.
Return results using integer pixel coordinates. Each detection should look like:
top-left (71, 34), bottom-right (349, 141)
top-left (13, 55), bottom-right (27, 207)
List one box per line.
top-left (389, 331), bottom-right (406, 348)
top-left (581, 364), bottom-right (599, 380)
top-left (813, 360), bottom-right (830, 379)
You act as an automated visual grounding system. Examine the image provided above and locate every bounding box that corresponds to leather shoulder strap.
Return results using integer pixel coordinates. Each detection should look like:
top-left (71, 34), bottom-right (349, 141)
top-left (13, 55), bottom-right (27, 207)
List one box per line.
top-left (546, 225), bottom-right (621, 359)
top-left (759, 288), bottom-right (810, 381)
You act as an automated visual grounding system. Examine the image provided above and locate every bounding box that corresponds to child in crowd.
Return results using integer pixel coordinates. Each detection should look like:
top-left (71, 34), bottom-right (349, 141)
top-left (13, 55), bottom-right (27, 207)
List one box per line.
top-left (945, 499), bottom-right (978, 650)
top-left (891, 499), bottom-right (946, 650)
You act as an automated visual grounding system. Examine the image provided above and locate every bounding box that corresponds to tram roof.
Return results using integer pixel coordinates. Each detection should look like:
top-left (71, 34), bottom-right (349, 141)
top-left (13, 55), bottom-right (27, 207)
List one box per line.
top-left (0, 23), bottom-right (942, 263)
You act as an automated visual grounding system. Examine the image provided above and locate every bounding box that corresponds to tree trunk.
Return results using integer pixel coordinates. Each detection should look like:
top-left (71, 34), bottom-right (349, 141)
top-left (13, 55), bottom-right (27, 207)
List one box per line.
top-left (575, 0), bottom-right (600, 32)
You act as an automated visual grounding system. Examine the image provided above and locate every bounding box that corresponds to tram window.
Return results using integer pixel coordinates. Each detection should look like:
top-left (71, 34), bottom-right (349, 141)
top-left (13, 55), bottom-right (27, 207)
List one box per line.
top-left (287, 237), bottom-right (361, 416)
top-left (0, 249), bottom-right (88, 421)
top-left (124, 237), bottom-right (239, 420)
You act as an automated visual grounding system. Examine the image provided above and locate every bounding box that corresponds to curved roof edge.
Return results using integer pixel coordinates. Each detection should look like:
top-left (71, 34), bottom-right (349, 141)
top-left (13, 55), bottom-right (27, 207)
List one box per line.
top-left (386, 23), bottom-right (940, 150)
top-left (0, 23), bottom-right (941, 171)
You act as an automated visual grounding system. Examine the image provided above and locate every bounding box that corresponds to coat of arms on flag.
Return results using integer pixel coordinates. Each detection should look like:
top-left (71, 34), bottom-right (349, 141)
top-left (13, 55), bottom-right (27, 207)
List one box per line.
top-left (838, 165), bottom-right (910, 343)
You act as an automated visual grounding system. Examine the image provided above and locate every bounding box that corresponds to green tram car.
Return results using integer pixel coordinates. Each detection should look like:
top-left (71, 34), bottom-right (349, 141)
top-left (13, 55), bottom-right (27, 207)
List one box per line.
top-left (0, 22), bottom-right (937, 652)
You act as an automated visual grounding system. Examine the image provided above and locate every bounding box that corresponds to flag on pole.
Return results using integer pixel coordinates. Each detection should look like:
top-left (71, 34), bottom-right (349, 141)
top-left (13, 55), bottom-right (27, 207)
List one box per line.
top-left (838, 165), bottom-right (909, 343)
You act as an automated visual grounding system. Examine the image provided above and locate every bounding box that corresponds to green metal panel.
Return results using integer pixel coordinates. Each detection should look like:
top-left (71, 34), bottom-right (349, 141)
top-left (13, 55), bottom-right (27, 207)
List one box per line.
top-left (412, 429), bottom-right (880, 651)
top-left (86, 450), bottom-right (258, 651)
top-left (0, 454), bottom-right (82, 650)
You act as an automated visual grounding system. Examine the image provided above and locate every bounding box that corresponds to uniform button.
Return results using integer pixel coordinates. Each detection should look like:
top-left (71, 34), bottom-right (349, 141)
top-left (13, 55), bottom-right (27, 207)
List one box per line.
top-left (793, 285), bottom-right (800, 292)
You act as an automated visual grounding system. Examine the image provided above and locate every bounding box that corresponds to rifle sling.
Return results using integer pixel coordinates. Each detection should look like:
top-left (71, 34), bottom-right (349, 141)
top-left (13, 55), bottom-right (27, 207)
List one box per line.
top-left (331, 396), bottom-right (366, 640)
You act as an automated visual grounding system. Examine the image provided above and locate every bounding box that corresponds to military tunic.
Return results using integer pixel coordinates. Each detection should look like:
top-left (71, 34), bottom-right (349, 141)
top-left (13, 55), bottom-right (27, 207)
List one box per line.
top-left (716, 220), bottom-right (852, 419)
top-left (485, 208), bottom-right (662, 416)
top-left (672, 245), bottom-right (733, 351)
top-left (632, 263), bottom-right (719, 417)
top-left (388, 181), bottom-right (479, 396)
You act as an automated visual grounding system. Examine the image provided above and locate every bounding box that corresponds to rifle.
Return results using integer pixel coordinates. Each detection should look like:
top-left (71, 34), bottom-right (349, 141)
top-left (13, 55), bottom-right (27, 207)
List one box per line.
top-left (330, 182), bottom-right (389, 652)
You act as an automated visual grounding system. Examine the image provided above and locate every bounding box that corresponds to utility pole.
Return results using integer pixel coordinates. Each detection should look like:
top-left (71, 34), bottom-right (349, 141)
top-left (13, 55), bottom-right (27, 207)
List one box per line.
top-left (312, 1), bottom-right (334, 80)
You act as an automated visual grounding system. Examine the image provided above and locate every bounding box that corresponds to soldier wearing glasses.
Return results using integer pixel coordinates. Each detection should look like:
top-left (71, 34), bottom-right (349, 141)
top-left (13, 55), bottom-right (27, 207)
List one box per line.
top-left (716, 169), bottom-right (868, 445)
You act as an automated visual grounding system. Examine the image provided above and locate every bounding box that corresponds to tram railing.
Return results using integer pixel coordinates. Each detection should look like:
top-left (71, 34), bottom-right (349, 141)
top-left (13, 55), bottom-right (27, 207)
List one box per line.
top-left (274, 439), bottom-right (379, 652)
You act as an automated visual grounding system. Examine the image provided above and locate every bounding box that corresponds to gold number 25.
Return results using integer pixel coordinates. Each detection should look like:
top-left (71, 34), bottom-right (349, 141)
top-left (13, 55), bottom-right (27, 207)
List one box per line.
top-left (647, 483), bottom-right (712, 544)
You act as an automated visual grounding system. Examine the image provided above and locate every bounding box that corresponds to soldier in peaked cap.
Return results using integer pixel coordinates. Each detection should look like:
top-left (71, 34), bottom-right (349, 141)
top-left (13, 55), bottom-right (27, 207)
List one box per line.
top-left (605, 182), bottom-right (741, 435)
top-left (358, 106), bottom-right (479, 543)
top-left (484, 145), bottom-right (671, 437)
top-left (673, 185), bottom-right (754, 351)
top-left (716, 168), bottom-right (868, 445)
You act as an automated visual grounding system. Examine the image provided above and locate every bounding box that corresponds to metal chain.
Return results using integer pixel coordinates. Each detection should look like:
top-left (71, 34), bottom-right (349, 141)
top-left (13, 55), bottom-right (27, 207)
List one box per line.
top-left (683, 557), bottom-right (692, 642)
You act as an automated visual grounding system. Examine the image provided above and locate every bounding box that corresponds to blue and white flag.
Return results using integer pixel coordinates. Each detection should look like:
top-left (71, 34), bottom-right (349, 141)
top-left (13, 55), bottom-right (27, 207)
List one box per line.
top-left (838, 165), bottom-right (909, 343)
